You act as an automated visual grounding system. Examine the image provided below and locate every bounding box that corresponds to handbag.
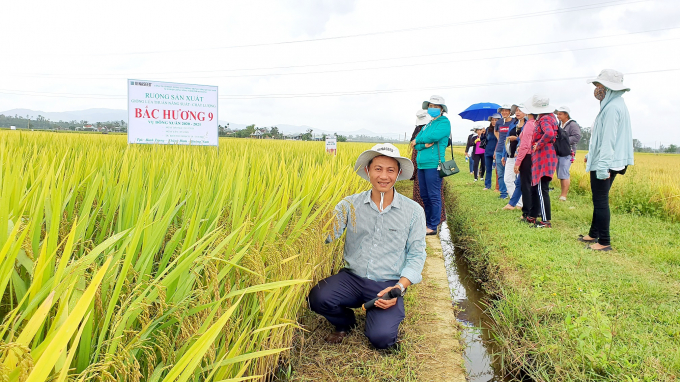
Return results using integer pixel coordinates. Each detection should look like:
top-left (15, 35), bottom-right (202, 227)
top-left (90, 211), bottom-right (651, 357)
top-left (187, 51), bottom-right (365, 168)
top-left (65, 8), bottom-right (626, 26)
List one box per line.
top-left (436, 141), bottom-right (460, 178)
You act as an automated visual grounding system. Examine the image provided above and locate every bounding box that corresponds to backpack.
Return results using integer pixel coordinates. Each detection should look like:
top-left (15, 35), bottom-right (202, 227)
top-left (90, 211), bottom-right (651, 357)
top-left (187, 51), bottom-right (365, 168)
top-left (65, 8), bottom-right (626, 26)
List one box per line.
top-left (554, 124), bottom-right (571, 157)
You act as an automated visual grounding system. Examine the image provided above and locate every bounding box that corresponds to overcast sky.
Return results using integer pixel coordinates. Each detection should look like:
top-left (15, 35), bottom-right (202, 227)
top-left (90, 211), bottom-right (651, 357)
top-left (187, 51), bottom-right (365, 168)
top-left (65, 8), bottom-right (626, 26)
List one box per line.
top-left (1, 0), bottom-right (679, 146)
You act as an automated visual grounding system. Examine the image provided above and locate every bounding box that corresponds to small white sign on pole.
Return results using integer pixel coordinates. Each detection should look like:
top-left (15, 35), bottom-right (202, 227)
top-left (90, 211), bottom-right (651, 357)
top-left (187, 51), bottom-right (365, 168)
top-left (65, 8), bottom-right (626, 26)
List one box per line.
top-left (10, 126), bottom-right (16, 130)
top-left (127, 79), bottom-right (218, 146)
top-left (325, 137), bottom-right (337, 155)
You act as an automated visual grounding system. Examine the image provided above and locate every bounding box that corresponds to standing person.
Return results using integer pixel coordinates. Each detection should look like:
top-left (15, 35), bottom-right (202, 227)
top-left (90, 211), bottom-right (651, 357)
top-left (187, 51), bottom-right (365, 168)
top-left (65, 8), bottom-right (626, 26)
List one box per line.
top-left (472, 126), bottom-right (486, 181)
top-left (554, 106), bottom-right (582, 201)
top-left (410, 110), bottom-right (446, 223)
top-left (502, 107), bottom-right (525, 210)
top-left (308, 143), bottom-right (426, 349)
top-left (580, 69), bottom-right (634, 251)
top-left (465, 128), bottom-right (477, 175)
top-left (483, 113), bottom-right (500, 190)
top-left (513, 102), bottom-right (537, 221)
top-left (495, 105), bottom-right (514, 199)
top-left (528, 95), bottom-right (558, 228)
top-left (415, 95), bottom-right (451, 235)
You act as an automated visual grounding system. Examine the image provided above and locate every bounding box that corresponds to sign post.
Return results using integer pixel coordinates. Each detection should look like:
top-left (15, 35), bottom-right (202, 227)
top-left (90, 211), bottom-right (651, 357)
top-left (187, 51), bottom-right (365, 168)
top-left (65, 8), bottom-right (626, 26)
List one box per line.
top-left (325, 136), bottom-right (337, 155)
top-left (127, 79), bottom-right (218, 146)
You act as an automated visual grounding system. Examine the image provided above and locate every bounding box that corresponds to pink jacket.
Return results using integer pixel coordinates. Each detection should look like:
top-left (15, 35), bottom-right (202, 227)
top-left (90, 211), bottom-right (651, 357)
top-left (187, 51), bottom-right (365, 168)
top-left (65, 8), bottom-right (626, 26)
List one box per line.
top-left (515, 119), bottom-right (536, 168)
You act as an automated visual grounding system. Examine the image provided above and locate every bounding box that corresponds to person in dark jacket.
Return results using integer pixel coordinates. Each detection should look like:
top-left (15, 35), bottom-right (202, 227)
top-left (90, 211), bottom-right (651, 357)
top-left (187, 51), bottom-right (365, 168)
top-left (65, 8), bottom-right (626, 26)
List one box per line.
top-left (483, 113), bottom-right (500, 190)
top-left (553, 106), bottom-right (582, 201)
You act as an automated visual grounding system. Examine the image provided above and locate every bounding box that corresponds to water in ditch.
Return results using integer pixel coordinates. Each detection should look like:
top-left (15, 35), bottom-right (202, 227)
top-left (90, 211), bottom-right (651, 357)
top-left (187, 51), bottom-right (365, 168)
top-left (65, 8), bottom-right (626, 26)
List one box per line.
top-left (439, 222), bottom-right (510, 382)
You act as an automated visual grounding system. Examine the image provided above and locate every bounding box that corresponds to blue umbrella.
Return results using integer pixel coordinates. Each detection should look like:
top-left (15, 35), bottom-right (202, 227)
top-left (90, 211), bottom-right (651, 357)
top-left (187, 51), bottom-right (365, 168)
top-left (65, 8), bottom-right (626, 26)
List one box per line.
top-left (458, 102), bottom-right (501, 122)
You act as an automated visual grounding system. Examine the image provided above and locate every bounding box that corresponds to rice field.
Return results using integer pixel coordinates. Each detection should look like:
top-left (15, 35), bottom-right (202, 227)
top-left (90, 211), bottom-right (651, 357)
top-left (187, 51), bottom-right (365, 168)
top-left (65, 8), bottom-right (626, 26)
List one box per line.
top-left (0, 132), bottom-right (384, 382)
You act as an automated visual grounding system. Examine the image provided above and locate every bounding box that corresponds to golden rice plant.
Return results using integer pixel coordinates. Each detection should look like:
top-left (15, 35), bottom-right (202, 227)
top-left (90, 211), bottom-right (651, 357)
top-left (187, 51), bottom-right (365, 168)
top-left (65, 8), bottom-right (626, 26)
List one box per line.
top-left (0, 132), bottom-right (377, 381)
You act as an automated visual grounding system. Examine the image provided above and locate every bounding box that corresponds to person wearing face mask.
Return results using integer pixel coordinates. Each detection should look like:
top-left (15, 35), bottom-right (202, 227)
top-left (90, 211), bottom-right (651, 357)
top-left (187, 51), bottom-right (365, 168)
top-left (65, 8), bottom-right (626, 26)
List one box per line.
top-left (410, 110), bottom-right (446, 223)
top-left (483, 113), bottom-right (500, 191)
top-left (579, 69), bottom-right (634, 251)
top-left (494, 105), bottom-right (514, 199)
top-left (308, 143), bottom-right (426, 349)
top-left (414, 95), bottom-right (452, 235)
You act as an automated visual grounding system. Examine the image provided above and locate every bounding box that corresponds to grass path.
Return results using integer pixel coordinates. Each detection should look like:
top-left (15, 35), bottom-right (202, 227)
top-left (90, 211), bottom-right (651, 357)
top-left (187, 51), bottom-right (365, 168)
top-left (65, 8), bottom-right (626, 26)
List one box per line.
top-left (444, 154), bottom-right (680, 381)
top-left (284, 180), bottom-right (465, 381)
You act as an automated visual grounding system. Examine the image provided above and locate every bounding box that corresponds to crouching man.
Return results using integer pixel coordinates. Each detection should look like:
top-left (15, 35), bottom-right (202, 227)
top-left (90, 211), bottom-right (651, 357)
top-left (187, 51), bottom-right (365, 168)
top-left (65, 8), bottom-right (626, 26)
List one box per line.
top-left (308, 143), bottom-right (427, 349)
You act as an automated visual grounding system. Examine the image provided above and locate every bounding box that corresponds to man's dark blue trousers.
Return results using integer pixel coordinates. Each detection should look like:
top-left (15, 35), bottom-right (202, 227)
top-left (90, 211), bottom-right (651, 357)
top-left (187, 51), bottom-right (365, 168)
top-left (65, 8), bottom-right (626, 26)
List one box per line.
top-left (308, 269), bottom-right (405, 349)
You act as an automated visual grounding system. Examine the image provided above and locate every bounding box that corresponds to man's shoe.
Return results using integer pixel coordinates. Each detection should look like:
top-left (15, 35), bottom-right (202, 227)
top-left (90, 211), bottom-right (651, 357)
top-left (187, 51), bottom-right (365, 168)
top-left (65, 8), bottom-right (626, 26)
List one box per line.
top-left (324, 331), bottom-right (350, 344)
top-left (535, 221), bottom-right (552, 228)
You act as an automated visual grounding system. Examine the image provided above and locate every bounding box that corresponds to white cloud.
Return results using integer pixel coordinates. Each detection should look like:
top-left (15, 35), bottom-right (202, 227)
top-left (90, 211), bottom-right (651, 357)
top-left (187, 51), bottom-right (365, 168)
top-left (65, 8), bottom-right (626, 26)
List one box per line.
top-left (1, 0), bottom-right (679, 146)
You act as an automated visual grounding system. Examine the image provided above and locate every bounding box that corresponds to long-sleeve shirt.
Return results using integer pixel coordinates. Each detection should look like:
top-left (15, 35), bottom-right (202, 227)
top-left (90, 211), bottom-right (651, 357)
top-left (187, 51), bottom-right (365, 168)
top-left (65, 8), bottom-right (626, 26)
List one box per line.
top-left (326, 189), bottom-right (427, 284)
top-left (561, 119), bottom-right (582, 152)
top-left (465, 133), bottom-right (476, 155)
top-left (514, 119), bottom-right (536, 168)
top-left (585, 89), bottom-right (634, 179)
top-left (531, 113), bottom-right (558, 186)
top-left (415, 116), bottom-right (451, 169)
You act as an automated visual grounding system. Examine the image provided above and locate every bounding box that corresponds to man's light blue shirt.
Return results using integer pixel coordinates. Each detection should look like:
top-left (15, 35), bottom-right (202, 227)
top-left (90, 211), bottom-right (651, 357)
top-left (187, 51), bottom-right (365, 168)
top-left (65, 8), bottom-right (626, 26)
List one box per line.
top-left (326, 189), bottom-right (427, 284)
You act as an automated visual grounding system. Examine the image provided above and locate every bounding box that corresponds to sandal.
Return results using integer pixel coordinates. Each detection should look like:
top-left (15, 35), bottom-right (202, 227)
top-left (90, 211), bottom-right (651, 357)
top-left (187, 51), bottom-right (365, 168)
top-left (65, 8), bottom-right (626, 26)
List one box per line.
top-left (578, 235), bottom-right (596, 243)
top-left (589, 244), bottom-right (612, 252)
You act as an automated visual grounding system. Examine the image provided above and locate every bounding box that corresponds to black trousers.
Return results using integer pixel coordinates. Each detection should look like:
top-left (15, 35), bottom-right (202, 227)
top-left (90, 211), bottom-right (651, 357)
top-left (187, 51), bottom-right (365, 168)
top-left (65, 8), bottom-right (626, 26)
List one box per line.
top-left (308, 269), bottom-right (404, 349)
top-left (530, 176), bottom-right (552, 221)
top-left (519, 155), bottom-right (533, 217)
top-left (472, 153), bottom-right (484, 179)
top-left (588, 171), bottom-right (618, 246)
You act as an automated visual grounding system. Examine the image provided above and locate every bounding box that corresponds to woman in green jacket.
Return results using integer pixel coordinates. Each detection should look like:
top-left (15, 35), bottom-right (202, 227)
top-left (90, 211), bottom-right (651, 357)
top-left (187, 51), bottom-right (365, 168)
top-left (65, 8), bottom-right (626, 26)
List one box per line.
top-left (580, 69), bottom-right (634, 251)
top-left (415, 95), bottom-right (452, 234)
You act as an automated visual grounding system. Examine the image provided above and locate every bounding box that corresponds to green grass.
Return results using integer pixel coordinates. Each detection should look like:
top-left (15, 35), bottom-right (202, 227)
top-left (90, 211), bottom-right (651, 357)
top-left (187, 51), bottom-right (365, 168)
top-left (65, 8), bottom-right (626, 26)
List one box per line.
top-left (444, 153), bottom-right (680, 381)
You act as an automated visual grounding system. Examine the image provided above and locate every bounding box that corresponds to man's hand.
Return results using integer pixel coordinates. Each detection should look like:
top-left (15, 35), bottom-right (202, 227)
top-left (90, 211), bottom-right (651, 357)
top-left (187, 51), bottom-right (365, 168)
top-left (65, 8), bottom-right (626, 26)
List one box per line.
top-left (501, 158), bottom-right (506, 166)
top-left (514, 165), bottom-right (520, 174)
top-left (425, 143), bottom-right (434, 148)
top-left (507, 136), bottom-right (518, 142)
top-left (532, 144), bottom-right (537, 152)
top-left (375, 286), bottom-right (400, 309)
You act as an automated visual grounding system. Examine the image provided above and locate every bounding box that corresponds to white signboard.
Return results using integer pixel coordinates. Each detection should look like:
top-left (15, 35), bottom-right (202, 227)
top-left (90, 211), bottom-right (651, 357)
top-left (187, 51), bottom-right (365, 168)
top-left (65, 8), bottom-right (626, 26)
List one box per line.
top-left (10, 126), bottom-right (16, 130)
top-left (325, 137), bottom-right (337, 155)
top-left (127, 79), bottom-right (218, 146)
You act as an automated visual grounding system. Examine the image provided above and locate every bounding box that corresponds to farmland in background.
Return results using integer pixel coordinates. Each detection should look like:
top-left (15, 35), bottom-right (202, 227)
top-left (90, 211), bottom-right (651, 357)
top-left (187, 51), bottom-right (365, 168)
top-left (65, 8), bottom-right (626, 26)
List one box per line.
top-left (0, 132), bottom-right (394, 381)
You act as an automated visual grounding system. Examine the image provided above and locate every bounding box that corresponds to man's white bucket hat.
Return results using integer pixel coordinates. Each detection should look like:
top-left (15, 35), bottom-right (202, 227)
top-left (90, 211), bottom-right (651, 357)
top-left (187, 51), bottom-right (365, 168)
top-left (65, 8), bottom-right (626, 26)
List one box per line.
top-left (587, 69), bottom-right (630, 91)
top-left (354, 143), bottom-right (414, 181)
top-left (497, 104), bottom-right (514, 114)
top-left (523, 94), bottom-right (554, 114)
top-left (415, 109), bottom-right (432, 126)
top-left (554, 106), bottom-right (571, 115)
top-left (422, 95), bottom-right (448, 113)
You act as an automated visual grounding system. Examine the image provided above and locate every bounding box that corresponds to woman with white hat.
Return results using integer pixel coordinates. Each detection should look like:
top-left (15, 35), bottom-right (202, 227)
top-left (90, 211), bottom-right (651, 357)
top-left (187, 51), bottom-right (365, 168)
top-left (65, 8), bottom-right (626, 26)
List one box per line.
top-left (414, 95), bottom-right (451, 234)
top-left (527, 94), bottom-right (558, 228)
top-left (580, 69), bottom-right (634, 251)
top-left (410, 109), bottom-right (446, 224)
top-left (513, 102), bottom-right (537, 221)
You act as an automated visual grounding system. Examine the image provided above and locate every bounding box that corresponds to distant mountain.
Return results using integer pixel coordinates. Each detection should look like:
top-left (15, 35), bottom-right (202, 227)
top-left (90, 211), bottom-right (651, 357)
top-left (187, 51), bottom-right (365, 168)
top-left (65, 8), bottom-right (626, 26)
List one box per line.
top-left (1, 108), bottom-right (401, 139)
top-left (1, 108), bottom-right (127, 123)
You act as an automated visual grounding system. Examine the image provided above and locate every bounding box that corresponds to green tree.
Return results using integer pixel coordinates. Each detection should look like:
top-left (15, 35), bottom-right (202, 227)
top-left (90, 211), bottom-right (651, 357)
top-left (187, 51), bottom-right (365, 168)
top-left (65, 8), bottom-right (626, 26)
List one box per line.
top-left (633, 139), bottom-right (643, 152)
top-left (270, 126), bottom-right (280, 139)
top-left (300, 128), bottom-right (313, 141)
top-left (665, 144), bottom-right (678, 153)
top-left (577, 127), bottom-right (591, 151)
top-left (336, 134), bottom-right (347, 142)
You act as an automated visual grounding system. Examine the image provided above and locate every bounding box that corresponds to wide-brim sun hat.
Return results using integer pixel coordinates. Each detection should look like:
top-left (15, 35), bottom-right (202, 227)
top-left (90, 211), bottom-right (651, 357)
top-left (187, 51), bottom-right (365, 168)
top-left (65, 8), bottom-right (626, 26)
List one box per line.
top-left (587, 69), bottom-right (630, 91)
top-left (554, 106), bottom-right (571, 115)
top-left (422, 95), bottom-right (448, 113)
top-left (354, 143), bottom-right (414, 181)
top-left (510, 103), bottom-right (529, 115)
top-left (497, 104), bottom-right (514, 114)
top-left (415, 109), bottom-right (432, 125)
top-left (487, 113), bottom-right (502, 121)
top-left (523, 94), bottom-right (554, 114)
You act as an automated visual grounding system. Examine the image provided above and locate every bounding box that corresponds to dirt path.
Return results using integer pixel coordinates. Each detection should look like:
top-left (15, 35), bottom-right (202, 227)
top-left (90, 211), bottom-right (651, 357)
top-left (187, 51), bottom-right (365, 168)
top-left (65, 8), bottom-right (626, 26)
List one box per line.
top-left (414, 235), bottom-right (467, 382)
